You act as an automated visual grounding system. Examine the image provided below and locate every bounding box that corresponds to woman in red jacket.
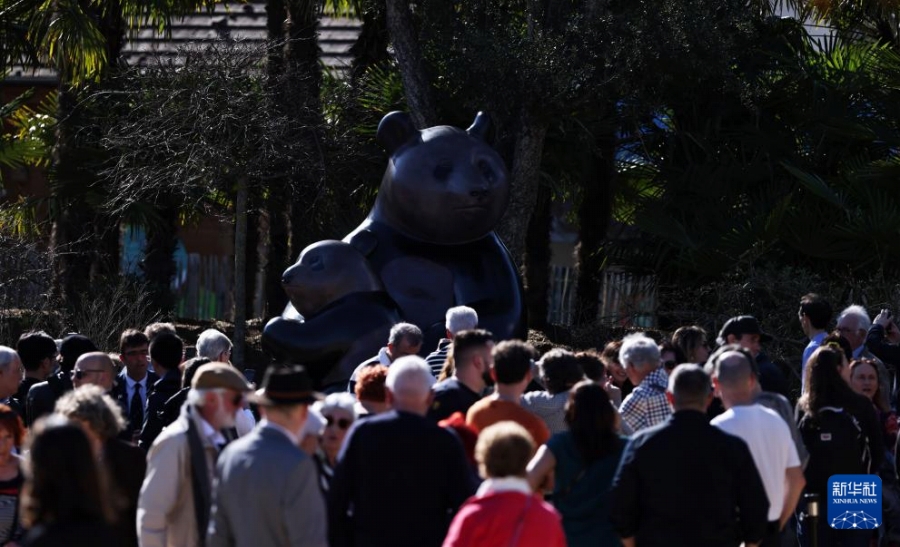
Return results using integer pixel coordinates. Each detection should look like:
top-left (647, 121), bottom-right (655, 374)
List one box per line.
top-left (443, 421), bottom-right (566, 547)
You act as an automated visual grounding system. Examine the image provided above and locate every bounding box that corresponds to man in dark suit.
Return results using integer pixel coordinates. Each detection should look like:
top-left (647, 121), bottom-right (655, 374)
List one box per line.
top-left (329, 356), bottom-right (476, 547)
top-left (27, 334), bottom-right (96, 425)
top-left (14, 331), bottom-right (57, 423)
top-left (138, 332), bottom-right (184, 451)
top-left (207, 365), bottom-right (327, 547)
top-left (110, 329), bottom-right (159, 442)
top-left (610, 364), bottom-right (770, 547)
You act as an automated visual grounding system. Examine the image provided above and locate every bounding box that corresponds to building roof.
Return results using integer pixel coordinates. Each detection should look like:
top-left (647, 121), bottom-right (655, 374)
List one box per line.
top-left (4, 2), bottom-right (359, 84)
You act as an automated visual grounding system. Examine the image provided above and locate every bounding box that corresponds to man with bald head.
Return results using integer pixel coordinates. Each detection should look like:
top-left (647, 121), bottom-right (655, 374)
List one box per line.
top-left (709, 349), bottom-right (805, 547)
top-left (611, 365), bottom-right (769, 547)
top-left (71, 352), bottom-right (117, 392)
top-left (328, 356), bottom-right (475, 547)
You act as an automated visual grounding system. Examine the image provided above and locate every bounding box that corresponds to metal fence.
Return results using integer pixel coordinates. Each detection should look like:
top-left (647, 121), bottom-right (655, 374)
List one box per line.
top-left (547, 266), bottom-right (657, 327)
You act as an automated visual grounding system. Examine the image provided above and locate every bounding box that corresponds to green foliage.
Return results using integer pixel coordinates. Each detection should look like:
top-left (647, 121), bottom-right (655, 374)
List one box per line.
top-left (0, 90), bottom-right (56, 179)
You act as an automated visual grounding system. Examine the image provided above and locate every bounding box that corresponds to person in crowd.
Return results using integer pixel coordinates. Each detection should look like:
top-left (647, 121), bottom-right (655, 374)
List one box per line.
top-left (848, 357), bottom-right (900, 546)
top-left (328, 356), bottom-right (475, 547)
top-left (428, 330), bottom-right (495, 422)
top-left (299, 405), bottom-right (326, 457)
top-left (467, 340), bottom-right (549, 447)
top-left (348, 323), bottom-right (423, 393)
top-left (196, 329), bottom-right (233, 364)
top-left (14, 332), bottom-right (57, 424)
top-left (138, 363), bottom-right (252, 547)
top-left (705, 345), bottom-right (809, 469)
top-left (138, 332), bottom-right (185, 451)
top-left (709, 350), bottom-right (805, 547)
top-left (850, 358), bottom-right (898, 450)
top-left (426, 306), bottom-right (479, 377)
top-left (527, 381), bottom-right (627, 547)
top-left (312, 393), bottom-right (357, 495)
top-left (439, 412), bottom-right (480, 476)
top-left (521, 349), bottom-right (584, 435)
top-left (837, 305), bottom-right (895, 409)
top-left (354, 365), bottom-right (390, 417)
top-left (19, 416), bottom-right (117, 547)
top-left (717, 315), bottom-right (789, 398)
top-left (207, 365), bottom-right (327, 547)
top-left (437, 350), bottom-right (457, 383)
top-left (796, 345), bottom-right (884, 547)
top-left (799, 294), bottom-right (832, 385)
top-left (0, 348), bottom-right (23, 413)
top-left (0, 405), bottom-right (24, 545)
top-left (55, 385), bottom-right (145, 547)
top-left (610, 365), bottom-right (769, 547)
top-left (157, 357), bottom-right (212, 434)
top-left (111, 329), bottom-right (158, 442)
top-left (867, 309), bottom-right (900, 405)
top-left (144, 322), bottom-right (178, 344)
top-left (600, 340), bottom-right (632, 398)
top-left (444, 422), bottom-right (566, 547)
top-left (71, 352), bottom-right (117, 393)
top-left (658, 340), bottom-right (685, 374)
top-left (617, 333), bottom-right (670, 434)
top-left (27, 334), bottom-right (95, 425)
top-left (671, 325), bottom-right (710, 364)
top-left (574, 350), bottom-right (622, 407)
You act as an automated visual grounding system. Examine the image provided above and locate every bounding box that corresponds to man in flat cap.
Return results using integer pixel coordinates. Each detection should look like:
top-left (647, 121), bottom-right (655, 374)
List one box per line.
top-left (138, 363), bottom-right (252, 547)
top-left (207, 365), bottom-right (327, 547)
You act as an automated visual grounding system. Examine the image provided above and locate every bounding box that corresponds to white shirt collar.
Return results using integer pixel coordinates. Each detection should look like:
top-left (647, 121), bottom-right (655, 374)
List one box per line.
top-left (476, 476), bottom-right (532, 497)
top-left (125, 373), bottom-right (148, 390)
top-left (260, 419), bottom-right (299, 446)
top-left (199, 415), bottom-right (226, 446)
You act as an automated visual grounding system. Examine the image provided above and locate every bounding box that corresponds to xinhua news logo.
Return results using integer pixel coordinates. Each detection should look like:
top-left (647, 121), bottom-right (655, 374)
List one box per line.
top-left (827, 475), bottom-right (882, 530)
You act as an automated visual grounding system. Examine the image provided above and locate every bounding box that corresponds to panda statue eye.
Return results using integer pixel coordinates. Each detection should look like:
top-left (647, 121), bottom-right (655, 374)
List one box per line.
top-left (309, 256), bottom-right (324, 272)
top-left (433, 162), bottom-right (453, 181)
top-left (477, 159), bottom-right (496, 184)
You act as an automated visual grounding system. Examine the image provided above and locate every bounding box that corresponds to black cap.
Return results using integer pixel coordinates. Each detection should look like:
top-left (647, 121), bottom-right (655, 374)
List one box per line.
top-left (249, 365), bottom-right (323, 406)
top-left (717, 316), bottom-right (772, 346)
top-left (59, 335), bottom-right (97, 371)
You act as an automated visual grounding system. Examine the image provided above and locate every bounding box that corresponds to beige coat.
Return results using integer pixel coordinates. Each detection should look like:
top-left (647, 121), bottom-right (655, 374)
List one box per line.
top-left (137, 405), bottom-right (219, 547)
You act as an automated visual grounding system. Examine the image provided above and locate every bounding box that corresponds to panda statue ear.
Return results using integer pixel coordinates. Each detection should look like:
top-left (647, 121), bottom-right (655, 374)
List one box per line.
top-left (376, 111), bottom-right (419, 154)
top-left (466, 111), bottom-right (490, 139)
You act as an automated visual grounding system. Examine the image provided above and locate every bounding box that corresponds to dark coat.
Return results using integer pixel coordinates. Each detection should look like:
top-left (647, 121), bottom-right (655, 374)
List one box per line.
top-left (138, 369), bottom-right (182, 452)
top-left (25, 371), bottom-right (73, 426)
top-left (110, 369), bottom-right (159, 439)
top-left (328, 409), bottom-right (476, 547)
top-left (105, 438), bottom-right (147, 547)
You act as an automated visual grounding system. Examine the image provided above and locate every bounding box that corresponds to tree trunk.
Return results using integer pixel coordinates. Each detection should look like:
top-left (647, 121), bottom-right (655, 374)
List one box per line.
top-left (496, 111), bottom-right (549, 266)
top-left (573, 130), bottom-right (616, 326)
top-left (349, 0), bottom-right (390, 80)
top-left (265, 185), bottom-right (291, 316)
top-left (244, 201), bottom-right (260, 318)
top-left (384, 0), bottom-right (437, 128)
top-left (233, 181), bottom-right (248, 368)
top-left (524, 182), bottom-right (552, 330)
top-left (50, 85), bottom-right (93, 305)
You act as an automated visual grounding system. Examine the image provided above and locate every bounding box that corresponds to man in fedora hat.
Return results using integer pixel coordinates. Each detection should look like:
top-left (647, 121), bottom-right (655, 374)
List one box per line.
top-left (207, 365), bottom-right (327, 547)
top-left (138, 363), bottom-right (252, 547)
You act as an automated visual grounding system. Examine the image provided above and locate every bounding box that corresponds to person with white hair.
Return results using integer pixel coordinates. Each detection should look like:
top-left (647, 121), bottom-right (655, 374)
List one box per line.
top-left (196, 329), bottom-right (233, 364)
top-left (426, 306), bottom-right (479, 377)
top-left (617, 333), bottom-right (671, 433)
top-left (138, 363), bottom-right (253, 547)
top-left (328, 356), bottom-right (475, 547)
top-left (312, 393), bottom-right (358, 494)
top-left (347, 323), bottom-right (423, 393)
top-left (0, 347), bottom-right (23, 404)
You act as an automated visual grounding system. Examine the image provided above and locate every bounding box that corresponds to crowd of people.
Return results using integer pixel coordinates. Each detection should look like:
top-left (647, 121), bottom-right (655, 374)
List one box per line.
top-left (0, 295), bottom-right (896, 546)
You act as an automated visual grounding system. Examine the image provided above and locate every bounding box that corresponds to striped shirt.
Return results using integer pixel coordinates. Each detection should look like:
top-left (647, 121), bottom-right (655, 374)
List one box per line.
top-left (425, 339), bottom-right (452, 377)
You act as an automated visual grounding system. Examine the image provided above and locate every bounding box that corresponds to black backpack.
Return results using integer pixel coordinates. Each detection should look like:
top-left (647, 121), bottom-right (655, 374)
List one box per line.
top-left (799, 406), bottom-right (872, 495)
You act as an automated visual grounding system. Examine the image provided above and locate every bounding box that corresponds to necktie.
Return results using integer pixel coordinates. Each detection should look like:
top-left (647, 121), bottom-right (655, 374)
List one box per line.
top-left (130, 383), bottom-right (143, 431)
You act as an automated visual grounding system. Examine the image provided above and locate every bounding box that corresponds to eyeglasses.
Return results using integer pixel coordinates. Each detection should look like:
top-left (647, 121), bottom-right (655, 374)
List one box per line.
top-left (123, 349), bottom-right (149, 357)
top-left (71, 368), bottom-right (105, 380)
top-left (325, 416), bottom-right (353, 430)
